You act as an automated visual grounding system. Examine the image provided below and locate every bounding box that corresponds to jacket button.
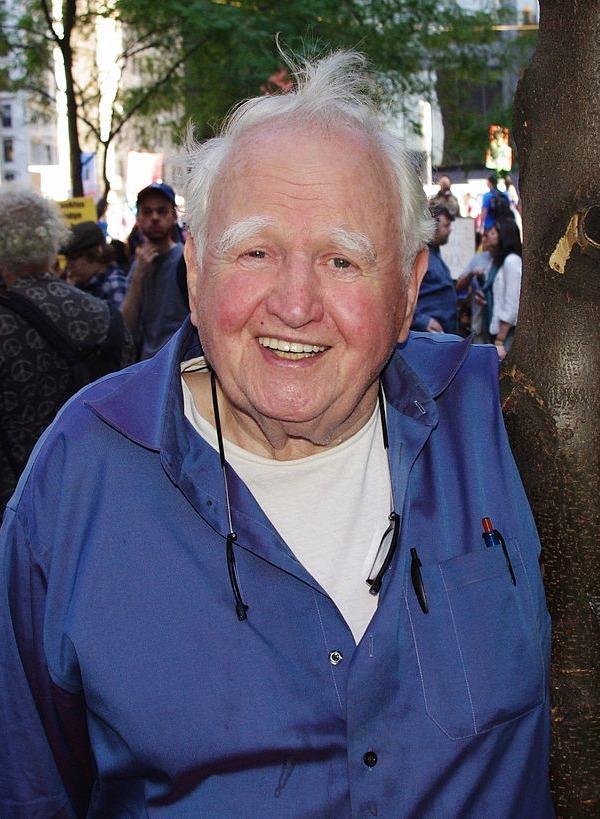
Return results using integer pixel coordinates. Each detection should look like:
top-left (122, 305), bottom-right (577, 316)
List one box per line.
top-left (329, 650), bottom-right (343, 666)
top-left (363, 751), bottom-right (378, 767)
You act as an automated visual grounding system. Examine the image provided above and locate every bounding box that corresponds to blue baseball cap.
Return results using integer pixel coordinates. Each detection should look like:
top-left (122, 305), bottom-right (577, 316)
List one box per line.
top-left (136, 182), bottom-right (176, 207)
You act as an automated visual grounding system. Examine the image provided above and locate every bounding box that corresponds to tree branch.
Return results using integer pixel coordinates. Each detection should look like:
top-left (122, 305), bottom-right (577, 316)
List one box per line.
top-left (108, 39), bottom-right (206, 142)
top-left (79, 114), bottom-right (101, 140)
top-left (119, 39), bottom-right (165, 61)
top-left (2, 23), bottom-right (57, 44)
top-left (38, 0), bottom-right (62, 47)
top-left (62, 0), bottom-right (77, 39)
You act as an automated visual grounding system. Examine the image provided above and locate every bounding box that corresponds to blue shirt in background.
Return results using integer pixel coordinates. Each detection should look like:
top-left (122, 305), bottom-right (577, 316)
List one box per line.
top-left (412, 243), bottom-right (458, 334)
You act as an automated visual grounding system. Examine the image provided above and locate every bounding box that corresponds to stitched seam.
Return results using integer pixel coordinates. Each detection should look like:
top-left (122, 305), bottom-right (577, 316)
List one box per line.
top-left (512, 539), bottom-right (547, 695)
top-left (439, 564), bottom-right (478, 735)
top-left (443, 569), bottom-right (506, 591)
top-left (403, 587), bottom-right (429, 712)
top-left (403, 586), bottom-right (474, 740)
top-left (312, 589), bottom-right (343, 713)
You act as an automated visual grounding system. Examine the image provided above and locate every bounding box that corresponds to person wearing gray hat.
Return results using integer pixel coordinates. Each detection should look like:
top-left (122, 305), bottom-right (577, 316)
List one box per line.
top-left (63, 221), bottom-right (128, 309)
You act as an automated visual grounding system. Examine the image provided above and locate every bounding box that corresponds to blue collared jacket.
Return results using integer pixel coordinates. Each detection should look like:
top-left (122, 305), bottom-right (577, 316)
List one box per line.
top-left (0, 321), bottom-right (553, 818)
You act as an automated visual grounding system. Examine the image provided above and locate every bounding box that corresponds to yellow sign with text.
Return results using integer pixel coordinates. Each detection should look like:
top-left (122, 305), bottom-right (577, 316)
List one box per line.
top-left (58, 196), bottom-right (97, 226)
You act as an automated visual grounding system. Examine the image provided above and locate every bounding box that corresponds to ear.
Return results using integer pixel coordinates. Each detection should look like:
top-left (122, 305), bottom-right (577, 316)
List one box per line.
top-left (398, 247), bottom-right (428, 343)
top-left (184, 237), bottom-right (200, 327)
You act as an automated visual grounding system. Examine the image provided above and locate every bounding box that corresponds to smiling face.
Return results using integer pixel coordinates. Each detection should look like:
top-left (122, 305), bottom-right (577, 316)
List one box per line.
top-left (186, 123), bottom-right (426, 455)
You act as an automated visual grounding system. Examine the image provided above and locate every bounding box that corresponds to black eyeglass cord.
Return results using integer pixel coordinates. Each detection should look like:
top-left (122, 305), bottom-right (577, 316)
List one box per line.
top-left (209, 374), bottom-right (393, 620)
top-left (365, 383), bottom-right (400, 596)
top-left (210, 370), bottom-right (248, 621)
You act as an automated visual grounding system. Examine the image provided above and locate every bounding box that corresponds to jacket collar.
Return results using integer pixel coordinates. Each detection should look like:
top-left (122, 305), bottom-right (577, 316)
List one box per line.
top-left (87, 319), bottom-right (473, 453)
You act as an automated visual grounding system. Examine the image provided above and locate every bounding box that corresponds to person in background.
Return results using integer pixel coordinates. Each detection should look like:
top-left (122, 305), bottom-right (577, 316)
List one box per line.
top-left (411, 205), bottom-right (457, 334)
top-left (501, 172), bottom-right (523, 234)
top-left (502, 174), bottom-right (520, 215)
top-left (482, 218), bottom-right (523, 359)
top-left (63, 221), bottom-right (128, 308)
top-left (456, 226), bottom-right (496, 341)
top-left (121, 182), bottom-right (188, 360)
top-left (429, 175), bottom-right (460, 218)
top-left (0, 186), bottom-right (134, 512)
top-left (480, 173), bottom-right (512, 231)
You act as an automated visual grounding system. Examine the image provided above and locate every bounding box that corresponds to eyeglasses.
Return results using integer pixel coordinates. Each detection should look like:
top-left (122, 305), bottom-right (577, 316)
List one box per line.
top-left (210, 371), bottom-right (399, 621)
top-left (365, 384), bottom-right (400, 596)
top-left (366, 510), bottom-right (400, 595)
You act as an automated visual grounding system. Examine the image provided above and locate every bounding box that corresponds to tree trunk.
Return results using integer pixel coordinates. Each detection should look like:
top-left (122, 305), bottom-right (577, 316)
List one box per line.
top-left (507, 1), bottom-right (600, 815)
top-left (63, 42), bottom-right (83, 197)
top-left (100, 139), bottom-right (110, 205)
top-left (60, 0), bottom-right (83, 197)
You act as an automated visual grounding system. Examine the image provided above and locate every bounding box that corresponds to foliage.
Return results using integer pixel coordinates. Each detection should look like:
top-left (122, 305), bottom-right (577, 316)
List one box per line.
top-left (436, 24), bottom-right (538, 166)
top-left (0, 0), bottom-right (527, 192)
top-left (117, 0), bottom-right (518, 146)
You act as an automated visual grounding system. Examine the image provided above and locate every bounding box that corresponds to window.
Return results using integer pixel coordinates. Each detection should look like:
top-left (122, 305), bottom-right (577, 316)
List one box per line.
top-left (3, 138), bottom-right (14, 164)
top-left (1, 104), bottom-right (11, 128)
top-left (3, 171), bottom-right (16, 182)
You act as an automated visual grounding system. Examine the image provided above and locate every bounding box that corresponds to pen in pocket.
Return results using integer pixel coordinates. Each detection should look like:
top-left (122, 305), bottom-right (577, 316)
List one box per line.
top-left (410, 548), bottom-right (429, 614)
top-left (482, 517), bottom-right (517, 586)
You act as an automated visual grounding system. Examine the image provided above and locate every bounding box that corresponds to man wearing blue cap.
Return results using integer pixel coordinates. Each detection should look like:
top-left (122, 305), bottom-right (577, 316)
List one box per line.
top-left (121, 182), bottom-right (189, 359)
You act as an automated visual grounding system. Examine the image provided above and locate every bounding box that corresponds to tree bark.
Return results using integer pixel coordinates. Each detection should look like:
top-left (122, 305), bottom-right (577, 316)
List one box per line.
top-left (507, 1), bottom-right (600, 815)
top-left (60, 0), bottom-right (83, 197)
top-left (63, 42), bottom-right (83, 197)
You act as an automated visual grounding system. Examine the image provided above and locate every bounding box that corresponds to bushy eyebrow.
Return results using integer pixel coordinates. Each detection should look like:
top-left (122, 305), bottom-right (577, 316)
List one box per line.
top-left (328, 228), bottom-right (377, 264)
top-left (214, 216), bottom-right (275, 256)
top-left (213, 218), bottom-right (377, 265)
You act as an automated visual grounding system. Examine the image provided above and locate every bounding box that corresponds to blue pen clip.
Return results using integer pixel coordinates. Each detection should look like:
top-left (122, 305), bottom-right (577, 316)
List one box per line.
top-left (482, 517), bottom-right (516, 586)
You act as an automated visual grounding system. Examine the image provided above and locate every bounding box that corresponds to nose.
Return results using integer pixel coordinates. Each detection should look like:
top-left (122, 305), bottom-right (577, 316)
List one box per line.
top-left (265, 254), bottom-right (324, 328)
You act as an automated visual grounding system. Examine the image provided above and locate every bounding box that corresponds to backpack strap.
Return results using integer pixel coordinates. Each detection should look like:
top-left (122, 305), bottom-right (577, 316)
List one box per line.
top-left (0, 291), bottom-right (83, 363)
top-left (101, 301), bottom-right (126, 357)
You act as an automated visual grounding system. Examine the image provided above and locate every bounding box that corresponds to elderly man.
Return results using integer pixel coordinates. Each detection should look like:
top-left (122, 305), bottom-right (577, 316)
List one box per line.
top-left (0, 53), bottom-right (551, 817)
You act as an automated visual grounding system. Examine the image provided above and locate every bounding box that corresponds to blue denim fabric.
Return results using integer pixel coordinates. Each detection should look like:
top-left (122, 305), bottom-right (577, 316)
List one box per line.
top-left (0, 322), bottom-right (553, 818)
top-left (412, 245), bottom-right (458, 334)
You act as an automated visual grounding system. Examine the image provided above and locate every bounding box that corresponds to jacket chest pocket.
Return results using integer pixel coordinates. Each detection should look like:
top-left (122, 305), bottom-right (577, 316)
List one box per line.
top-left (404, 540), bottom-right (546, 739)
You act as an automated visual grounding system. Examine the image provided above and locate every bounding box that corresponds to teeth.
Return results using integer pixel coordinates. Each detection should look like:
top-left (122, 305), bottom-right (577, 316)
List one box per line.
top-left (258, 337), bottom-right (327, 354)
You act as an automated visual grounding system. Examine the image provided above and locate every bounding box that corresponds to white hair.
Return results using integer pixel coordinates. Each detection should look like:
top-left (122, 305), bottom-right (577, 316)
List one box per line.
top-left (214, 216), bottom-right (275, 258)
top-left (177, 50), bottom-right (434, 275)
top-left (0, 184), bottom-right (70, 276)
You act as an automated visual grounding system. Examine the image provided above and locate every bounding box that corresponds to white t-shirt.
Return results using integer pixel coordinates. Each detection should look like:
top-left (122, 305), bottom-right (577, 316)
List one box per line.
top-left (490, 252), bottom-right (522, 335)
top-left (181, 362), bottom-right (392, 643)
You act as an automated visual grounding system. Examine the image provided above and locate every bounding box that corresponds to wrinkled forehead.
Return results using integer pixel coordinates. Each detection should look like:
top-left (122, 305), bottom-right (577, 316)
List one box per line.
top-left (205, 121), bottom-right (400, 246)
top-left (221, 120), bottom-right (390, 185)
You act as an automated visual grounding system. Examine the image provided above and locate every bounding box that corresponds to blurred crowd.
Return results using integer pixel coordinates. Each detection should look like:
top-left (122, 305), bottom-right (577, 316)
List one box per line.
top-left (412, 172), bottom-right (522, 361)
top-left (0, 172), bottom-right (522, 513)
top-left (0, 182), bottom-right (188, 510)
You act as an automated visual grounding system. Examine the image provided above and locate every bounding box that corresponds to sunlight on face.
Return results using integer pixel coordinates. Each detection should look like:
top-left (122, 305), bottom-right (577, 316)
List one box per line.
top-left (188, 123), bottom-right (415, 446)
